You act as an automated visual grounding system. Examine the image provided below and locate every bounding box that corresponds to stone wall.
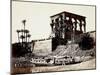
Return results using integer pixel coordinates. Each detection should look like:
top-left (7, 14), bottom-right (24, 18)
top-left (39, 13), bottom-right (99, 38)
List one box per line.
top-left (33, 39), bottom-right (52, 56)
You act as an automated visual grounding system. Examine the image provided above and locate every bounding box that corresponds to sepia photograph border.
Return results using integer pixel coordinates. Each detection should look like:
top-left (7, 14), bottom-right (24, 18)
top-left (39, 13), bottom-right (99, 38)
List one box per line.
top-left (11, 0), bottom-right (96, 75)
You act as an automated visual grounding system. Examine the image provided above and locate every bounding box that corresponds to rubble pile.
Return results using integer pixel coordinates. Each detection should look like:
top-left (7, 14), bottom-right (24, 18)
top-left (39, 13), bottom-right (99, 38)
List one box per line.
top-left (49, 43), bottom-right (95, 62)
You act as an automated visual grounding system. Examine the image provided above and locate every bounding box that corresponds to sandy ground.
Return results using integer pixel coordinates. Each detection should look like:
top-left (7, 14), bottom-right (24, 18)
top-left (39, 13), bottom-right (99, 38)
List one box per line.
top-left (31, 58), bottom-right (96, 73)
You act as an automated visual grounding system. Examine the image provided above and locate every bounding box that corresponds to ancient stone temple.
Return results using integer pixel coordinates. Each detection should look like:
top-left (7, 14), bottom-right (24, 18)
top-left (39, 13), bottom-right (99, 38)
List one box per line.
top-left (50, 11), bottom-right (86, 51)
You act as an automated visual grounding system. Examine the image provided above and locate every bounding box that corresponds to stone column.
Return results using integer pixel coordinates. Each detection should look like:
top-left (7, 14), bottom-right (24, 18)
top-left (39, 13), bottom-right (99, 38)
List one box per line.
top-left (79, 20), bottom-right (82, 32)
top-left (74, 19), bottom-right (77, 31)
top-left (69, 18), bottom-right (73, 31)
top-left (84, 20), bottom-right (86, 32)
top-left (50, 20), bottom-right (54, 31)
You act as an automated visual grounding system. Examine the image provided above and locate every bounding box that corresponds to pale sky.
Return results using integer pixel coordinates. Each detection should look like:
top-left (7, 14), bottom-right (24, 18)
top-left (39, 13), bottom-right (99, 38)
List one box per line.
top-left (12, 1), bottom-right (95, 43)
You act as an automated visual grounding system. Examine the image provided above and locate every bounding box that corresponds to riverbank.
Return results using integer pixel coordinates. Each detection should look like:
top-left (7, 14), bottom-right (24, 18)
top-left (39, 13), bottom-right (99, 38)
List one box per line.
top-left (12, 58), bottom-right (95, 74)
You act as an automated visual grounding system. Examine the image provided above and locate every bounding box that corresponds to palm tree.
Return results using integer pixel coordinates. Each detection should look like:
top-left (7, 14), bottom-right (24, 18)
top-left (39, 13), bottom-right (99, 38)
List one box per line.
top-left (22, 20), bottom-right (26, 30)
top-left (24, 29), bottom-right (29, 42)
top-left (27, 34), bottom-right (31, 42)
top-left (22, 20), bottom-right (26, 41)
top-left (20, 29), bottom-right (25, 43)
top-left (16, 30), bottom-right (20, 43)
top-left (20, 35), bottom-right (25, 43)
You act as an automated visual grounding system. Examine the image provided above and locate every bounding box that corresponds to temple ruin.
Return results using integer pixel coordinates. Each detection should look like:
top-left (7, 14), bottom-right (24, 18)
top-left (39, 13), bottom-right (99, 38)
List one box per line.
top-left (50, 11), bottom-right (86, 51)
